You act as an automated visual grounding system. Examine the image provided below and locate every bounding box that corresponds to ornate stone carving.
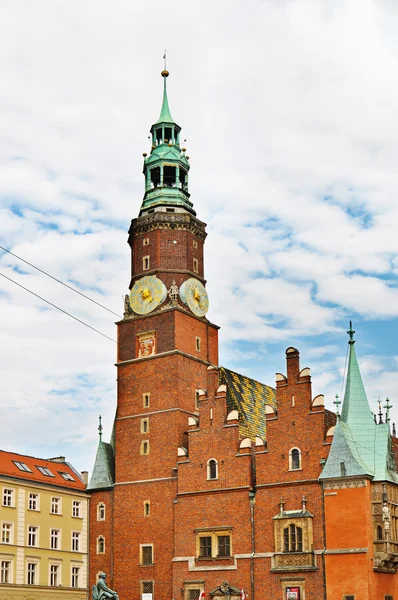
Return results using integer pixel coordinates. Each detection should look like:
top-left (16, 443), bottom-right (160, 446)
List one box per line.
top-left (130, 212), bottom-right (207, 240)
top-left (323, 477), bottom-right (367, 490)
top-left (168, 280), bottom-right (179, 306)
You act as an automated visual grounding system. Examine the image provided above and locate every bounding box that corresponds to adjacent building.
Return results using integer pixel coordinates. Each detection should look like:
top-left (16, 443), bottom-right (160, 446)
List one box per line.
top-left (0, 451), bottom-right (88, 600)
top-left (85, 70), bottom-right (398, 600)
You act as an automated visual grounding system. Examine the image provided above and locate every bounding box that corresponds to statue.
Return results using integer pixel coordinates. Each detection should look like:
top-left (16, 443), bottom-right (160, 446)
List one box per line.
top-left (92, 572), bottom-right (119, 600)
top-left (124, 294), bottom-right (131, 315)
top-left (383, 501), bottom-right (391, 532)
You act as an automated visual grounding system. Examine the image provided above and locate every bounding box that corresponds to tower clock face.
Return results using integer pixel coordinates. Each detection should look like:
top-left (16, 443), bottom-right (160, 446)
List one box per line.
top-left (179, 278), bottom-right (209, 317)
top-left (130, 276), bottom-right (167, 315)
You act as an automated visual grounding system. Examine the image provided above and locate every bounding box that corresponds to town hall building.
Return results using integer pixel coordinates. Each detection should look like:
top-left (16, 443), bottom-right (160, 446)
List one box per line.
top-left (86, 70), bottom-right (398, 600)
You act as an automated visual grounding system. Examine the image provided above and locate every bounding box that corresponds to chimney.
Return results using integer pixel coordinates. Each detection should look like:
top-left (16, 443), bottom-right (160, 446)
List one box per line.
top-left (80, 471), bottom-right (89, 485)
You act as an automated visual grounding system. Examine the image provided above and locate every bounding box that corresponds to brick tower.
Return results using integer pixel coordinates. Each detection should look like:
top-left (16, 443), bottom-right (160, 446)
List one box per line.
top-left (88, 69), bottom-right (219, 600)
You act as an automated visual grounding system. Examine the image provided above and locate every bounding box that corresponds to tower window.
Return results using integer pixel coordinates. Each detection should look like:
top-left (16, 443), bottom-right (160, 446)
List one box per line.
top-left (207, 459), bottom-right (218, 480)
top-left (180, 168), bottom-right (187, 189)
top-left (143, 238), bottom-right (150, 246)
top-left (141, 441), bottom-right (150, 455)
top-left (193, 240), bottom-right (198, 248)
top-left (144, 501), bottom-right (150, 517)
top-left (143, 393), bottom-right (150, 408)
top-left (164, 165), bottom-right (176, 187)
top-left (97, 503), bottom-right (106, 521)
top-left (289, 448), bottom-right (301, 470)
top-left (193, 258), bottom-right (198, 273)
top-left (155, 129), bottom-right (162, 145)
top-left (97, 536), bottom-right (105, 554)
top-left (150, 167), bottom-right (160, 187)
top-left (143, 256), bottom-right (150, 270)
top-left (141, 418), bottom-right (149, 434)
top-left (195, 337), bottom-right (201, 352)
top-left (164, 127), bottom-right (172, 143)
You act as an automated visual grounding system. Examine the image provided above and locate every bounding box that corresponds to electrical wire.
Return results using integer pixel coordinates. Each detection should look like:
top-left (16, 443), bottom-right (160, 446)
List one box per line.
top-left (0, 244), bottom-right (122, 319)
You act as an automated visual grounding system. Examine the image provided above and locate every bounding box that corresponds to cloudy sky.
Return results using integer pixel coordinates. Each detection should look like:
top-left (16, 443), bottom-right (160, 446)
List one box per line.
top-left (1, 0), bottom-right (398, 473)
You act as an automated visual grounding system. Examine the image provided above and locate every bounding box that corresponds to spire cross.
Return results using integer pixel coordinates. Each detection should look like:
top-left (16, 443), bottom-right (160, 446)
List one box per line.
top-left (347, 320), bottom-right (355, 345)
top-left (333, 394), bottom-right (341, 417)
top-left (384, 397), bottom-right (392, 422)
top-left (98, 415), bottom-right (103, 440)
top-left (378, 399), bottom-right (384, 424)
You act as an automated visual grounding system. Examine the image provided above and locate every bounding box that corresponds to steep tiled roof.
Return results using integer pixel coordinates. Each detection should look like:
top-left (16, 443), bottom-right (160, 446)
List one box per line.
top-left (220, 366), bottom-right (276, 441)
top-left (0, 449), bottom-right (86, 490)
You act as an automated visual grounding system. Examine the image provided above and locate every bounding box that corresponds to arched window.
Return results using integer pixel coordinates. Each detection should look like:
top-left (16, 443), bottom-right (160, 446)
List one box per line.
top-left (97, 503), bottom-right (105, 521)
top-left (283, 524), bottom-right (302, 552)
top-left (207, 459), bottom-right (218, 480)
top-left (97, 536), bottom-right (105, 554)
top-left (289, 448), bottom-right (301, 470)
top-left (377, 525), bottom-right (383, 540)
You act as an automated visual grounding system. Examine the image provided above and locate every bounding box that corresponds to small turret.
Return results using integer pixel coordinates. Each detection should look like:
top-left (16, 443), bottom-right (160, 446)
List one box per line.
top-left (140, 70), bottom-right (194, 216)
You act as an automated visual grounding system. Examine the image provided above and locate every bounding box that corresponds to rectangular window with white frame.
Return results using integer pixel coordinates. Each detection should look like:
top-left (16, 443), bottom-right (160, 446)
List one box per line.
top-left (1, 522), bottom-right (13, 544)
top-left (72, 501), bottom-right (82, 518)
top-left (72, 531), bottom-right (81, 552)
top-left (28, 493), bottom-right (39, 511)
top-left (51, 497), bottom-right (61, 515)
top-left (71, 566), bottom-right (80, 588)
top-left (28, 526), bottom-right (38, 547)
top-left (0, 560), bottom-right (12, 584)
top-left (2, 488), bottom-right (14, 507)
top-left (27, 562), bottom-right (37, 585)
top-left (50, 529), bottom-right (60, 550)
top-left (49, 564), bottom-right (59, 586)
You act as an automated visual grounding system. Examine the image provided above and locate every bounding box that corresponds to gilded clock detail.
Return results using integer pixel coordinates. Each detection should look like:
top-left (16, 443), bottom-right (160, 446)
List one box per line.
top-left (179, 278), bottom-right (209, 317)
top-left (130, 276), bottom-right (167, 315)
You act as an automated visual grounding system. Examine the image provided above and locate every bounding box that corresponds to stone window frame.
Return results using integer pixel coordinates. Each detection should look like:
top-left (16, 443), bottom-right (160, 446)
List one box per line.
top-left (141, 440), bottom-right (150, 455)
top-left (342, 596), bottom-right (356, 600)
top-left (72, 500), bottom-right (82, 518)
top-left (281, 580), bottom-right (306, 600)
top-left (207, 458), bottom-right (218, 480)
top-left (144, 501), bottom-right (151, 517)
top-left (143, 255), bottom-right (150, 271)
top-left (143, 238), bottom-right (150, 246)
top-left (72, 531), bottom-right (81, 552)
top-left (283, 524), bottom-right (303, 553)
top-left (184, 582), bottom-right (204, 600)
top-left (289, 447), bottom-right (302, 471)
top-left (193, 258), bottom-right (199, 273)
top-left (195, 528), bottom-right (233, 559)
top-left (141, 418), bottom-right (150, 434)
top-left (140, 543), bottom-right (154, 566)
top-left (143, 392), bottom-right (151, 408)
top-left (97, 502), bottom-right (106, 521)
top-left (195, 337), bottom-right (201, 352)
top-left (97, 535), bottom-right (105, 554)
top-left (273, 514), bottom-right (313, 556)
top-left (140, 580), bottom-right (154, 596)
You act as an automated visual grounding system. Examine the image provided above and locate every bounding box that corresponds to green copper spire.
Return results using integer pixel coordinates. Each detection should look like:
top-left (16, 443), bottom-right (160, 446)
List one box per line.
top-left (320, 323), bottom-right (398, 483)
top-left (155, 70), bottom-right (174, 125)
top-left (139, 69), bottom-right (195, 216)
top-left (87, 417), bottom-right (115, 491)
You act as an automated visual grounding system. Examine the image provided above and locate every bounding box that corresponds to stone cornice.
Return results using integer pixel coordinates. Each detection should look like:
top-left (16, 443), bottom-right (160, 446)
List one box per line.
top-left (129, 211), bottom-right (207, 241)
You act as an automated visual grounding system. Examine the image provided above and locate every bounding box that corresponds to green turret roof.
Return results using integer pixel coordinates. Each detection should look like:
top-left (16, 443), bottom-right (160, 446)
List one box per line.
top-left (87, 417), bottom-right (115, 491)
top-left (154, 70), bottom-right (175, 125)
top-left (320, 324), bottom-right (398, 483)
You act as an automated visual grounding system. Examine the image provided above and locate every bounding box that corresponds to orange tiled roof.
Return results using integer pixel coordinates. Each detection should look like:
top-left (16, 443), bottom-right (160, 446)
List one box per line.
top-left (0, 449), bottom-right (86, 490)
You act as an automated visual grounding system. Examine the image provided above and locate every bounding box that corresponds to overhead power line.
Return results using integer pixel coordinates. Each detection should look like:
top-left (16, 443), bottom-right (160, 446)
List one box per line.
top-left (0, 244), bottom-right (122, 319)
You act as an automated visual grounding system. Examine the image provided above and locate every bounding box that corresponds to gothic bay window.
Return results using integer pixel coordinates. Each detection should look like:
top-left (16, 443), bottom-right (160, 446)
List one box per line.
top-left (196, 529), bottom-right (232, 559)
top-left (283, 524), bottom-right (303, 553)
